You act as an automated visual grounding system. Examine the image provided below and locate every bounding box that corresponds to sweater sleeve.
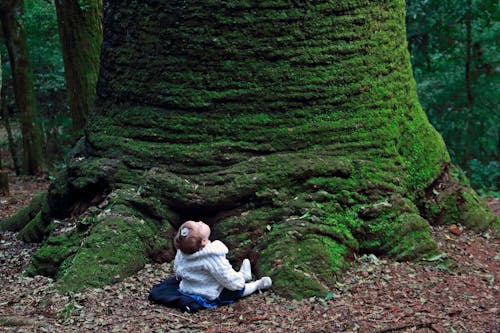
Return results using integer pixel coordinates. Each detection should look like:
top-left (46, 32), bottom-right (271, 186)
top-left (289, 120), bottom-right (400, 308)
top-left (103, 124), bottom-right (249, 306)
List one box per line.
top-left (173, 250), bottom-right (182, 278)
top-left (205, 255), bottom-right (246, 291)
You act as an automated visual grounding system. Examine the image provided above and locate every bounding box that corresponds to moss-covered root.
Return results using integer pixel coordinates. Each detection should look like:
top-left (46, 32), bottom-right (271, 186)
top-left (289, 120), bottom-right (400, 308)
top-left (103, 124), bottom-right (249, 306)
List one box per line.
top-left (386, 213), bottom-right (438, 261)
top-left (430, 186), bottom-right (496, 231)
top-left (57, 222), bottom-right (141, 290)
top-left (0, 192), bottom-right (47, 232)
top-left (28, 232), bottom-right (82, 277)
top-left (259, 231), bottom-right (351, 299)
top-left (26, 188), bottom-right (175, 292)
top-left (212, 196), bottom-right (440, 299)
top-left (18, 211), bottom-right (49, 243)
top-left (56, 206), bottom-right (157, 292)
top-left (420, 166), bottom-right (497, 233)
top-left (356, 197), bottom-right (439, 261)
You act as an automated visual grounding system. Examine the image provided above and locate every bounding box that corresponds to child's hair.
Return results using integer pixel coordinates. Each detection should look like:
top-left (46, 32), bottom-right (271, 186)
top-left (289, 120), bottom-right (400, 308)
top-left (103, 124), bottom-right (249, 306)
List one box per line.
top-left (174, 226), bottom-right (204, 254)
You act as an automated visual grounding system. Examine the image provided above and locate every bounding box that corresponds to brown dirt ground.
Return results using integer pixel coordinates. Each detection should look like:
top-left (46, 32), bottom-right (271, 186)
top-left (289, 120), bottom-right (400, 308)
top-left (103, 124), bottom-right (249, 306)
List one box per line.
top-left (0, 175), bottom-right (498, 332)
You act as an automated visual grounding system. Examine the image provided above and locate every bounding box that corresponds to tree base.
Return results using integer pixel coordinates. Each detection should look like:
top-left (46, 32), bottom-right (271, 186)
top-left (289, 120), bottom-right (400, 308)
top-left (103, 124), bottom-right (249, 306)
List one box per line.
top-left (5, 143), bottom-right (494, 298)
top-left (0, 171), bottom-right (9, 196)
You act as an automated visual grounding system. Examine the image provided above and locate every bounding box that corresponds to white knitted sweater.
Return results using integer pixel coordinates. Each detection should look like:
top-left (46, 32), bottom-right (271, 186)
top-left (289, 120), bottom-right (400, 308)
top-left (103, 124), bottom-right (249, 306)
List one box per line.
top-left (174, 240), bottom-right (246, 300)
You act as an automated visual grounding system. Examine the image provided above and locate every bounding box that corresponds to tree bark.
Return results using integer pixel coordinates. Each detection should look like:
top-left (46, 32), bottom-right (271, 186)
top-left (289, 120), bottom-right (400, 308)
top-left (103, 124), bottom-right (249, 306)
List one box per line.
top-left (465, 0), bottom-right (474, 107)
top-left (1, 87), bottom-right (20, 175)
top-left (54, 0), bottom-right (103, 138)
top-left (0, 171), bottom-right (8, 196)
top-left (0, 0), bottom-right (43, 175)
top-left (463, 0), bottom-right (476, 172)
top-left (0, 47), bottom-right (2, 172)
top-left (0, 48), bottom-right (5, 196)
top-left (0, 54), bottom-right (7, 196)
top-left (5, 0), bottom-right (496, 298)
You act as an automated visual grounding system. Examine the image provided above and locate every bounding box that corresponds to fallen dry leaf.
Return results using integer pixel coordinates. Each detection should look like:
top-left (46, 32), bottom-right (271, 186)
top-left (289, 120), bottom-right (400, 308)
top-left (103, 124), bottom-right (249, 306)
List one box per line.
top-left (448, 224), bottom-right (463, 236)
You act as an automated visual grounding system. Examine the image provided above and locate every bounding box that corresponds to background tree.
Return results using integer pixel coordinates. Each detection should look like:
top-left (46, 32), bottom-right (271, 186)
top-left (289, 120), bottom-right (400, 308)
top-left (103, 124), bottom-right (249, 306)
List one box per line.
top-left (0, 50), bottom-right (7, 195)
top-left (24, 0), bottom-right (69, 164)
top-left (1, 0), bottom-right (496, 298)
top-left (0, 0), bottom-right (42, 175)
top-left (1, 80), bottom-right (20, 174)
top-left (1, 0), bottom-right (73, 172)
top-left (406, 0), bottom-right (499, 194)
top-left (54, 0), bottom-right (103, 138)
top-left (0, 50), bottom-right (2, 175)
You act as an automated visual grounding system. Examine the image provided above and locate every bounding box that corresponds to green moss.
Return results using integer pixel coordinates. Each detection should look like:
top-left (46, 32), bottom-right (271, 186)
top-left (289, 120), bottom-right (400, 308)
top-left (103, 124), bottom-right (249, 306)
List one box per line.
top-left (28, 232), bottom-right (82, 277)
top-left (57, 211), bottom-right (155, 291)
top-left (259, 230), bottom-right (350, 299)
top-left (352, 196), bottom-right (439, 259)
top-left (212, 206), bottom-right (290, 261)
top-left (27, 187), bottom-right (174, 291)
top-left (18, 212), bottom-right (47, 243)
top-left (66, 157), bottom-right (135, 190)
top-left (0, 192), bottom-right (47, 232)
top-left (420, 170), bottom-right (495, 231)
top-left (386, 213), bottom-right (438, 260)
top-left (314, 236), bottom-right (350, 274)
top-left (459, 188), bottom-right (496, 231)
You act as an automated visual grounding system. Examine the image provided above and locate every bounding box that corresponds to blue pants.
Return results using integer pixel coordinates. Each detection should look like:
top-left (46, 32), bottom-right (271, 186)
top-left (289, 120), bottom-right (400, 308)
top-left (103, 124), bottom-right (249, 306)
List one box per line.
top-left (149, 277), bottom-right (244, 312)
top-left (148, 277), bottom-right (204, 313)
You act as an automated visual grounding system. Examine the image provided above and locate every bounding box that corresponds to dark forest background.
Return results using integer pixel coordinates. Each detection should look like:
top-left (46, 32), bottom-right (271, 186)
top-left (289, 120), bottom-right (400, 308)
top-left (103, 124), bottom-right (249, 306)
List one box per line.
top-left (0, 0), bottom-right (498, 195)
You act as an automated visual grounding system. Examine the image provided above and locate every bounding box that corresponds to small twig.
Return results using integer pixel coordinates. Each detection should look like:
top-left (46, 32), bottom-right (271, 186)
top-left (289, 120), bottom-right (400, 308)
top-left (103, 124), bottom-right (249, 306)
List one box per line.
top-left (374, 321), bottom-right (438, 333)
top-left (166, 311), bottom-right (196, 323)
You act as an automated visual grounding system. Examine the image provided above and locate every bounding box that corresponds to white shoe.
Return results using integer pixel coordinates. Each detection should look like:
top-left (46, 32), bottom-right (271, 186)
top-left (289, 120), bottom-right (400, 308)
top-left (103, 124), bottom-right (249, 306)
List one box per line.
top-left (257, 277), bottom-right (272, 290)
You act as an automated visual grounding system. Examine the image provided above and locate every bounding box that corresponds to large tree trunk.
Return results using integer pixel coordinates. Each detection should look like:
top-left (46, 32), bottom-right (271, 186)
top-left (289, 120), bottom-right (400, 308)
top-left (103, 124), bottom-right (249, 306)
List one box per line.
top-left (2, 0), bottom-right (496, 298)
top-left (0, 0), bottom-right (42, 175)
top-left (54, 0), bottom-right (103, 138)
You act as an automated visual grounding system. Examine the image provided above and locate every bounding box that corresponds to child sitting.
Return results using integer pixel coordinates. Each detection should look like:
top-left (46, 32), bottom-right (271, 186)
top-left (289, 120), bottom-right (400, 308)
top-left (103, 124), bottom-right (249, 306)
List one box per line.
top-left (149, 220), bottom-right (272, 312)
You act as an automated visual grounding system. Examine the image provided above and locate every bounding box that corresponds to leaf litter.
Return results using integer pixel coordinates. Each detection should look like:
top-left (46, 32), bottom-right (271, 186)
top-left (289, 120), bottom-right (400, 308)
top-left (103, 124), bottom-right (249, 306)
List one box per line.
top-left (0, 176), bottom-right (498, 332)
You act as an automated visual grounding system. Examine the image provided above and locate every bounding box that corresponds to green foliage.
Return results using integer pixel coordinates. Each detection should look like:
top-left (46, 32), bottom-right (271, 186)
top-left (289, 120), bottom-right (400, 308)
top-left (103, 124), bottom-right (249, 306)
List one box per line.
top-left (406, 0), bottom-right (499, 193)
top-left (23, 0), bottom-right (65, 96)
top-left (1, 0), bottom-right (69, 171)
top-left (469, 159), bottom-right (499, 195)
top-left (24, 0), bottom-right (69, 154)
top-left (78, 0), bottom-right (93, 11)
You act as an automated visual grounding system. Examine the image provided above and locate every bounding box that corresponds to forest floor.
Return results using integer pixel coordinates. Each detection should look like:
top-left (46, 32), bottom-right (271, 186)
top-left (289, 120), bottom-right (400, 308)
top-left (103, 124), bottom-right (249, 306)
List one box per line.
top-left (0, 174), bottom-right (498, 333)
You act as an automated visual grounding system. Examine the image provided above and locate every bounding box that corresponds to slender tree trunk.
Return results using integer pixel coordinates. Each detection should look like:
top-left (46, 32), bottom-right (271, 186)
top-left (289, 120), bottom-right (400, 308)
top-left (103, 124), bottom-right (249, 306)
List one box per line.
top-left (54, 0), bottom-right (103, 139)
top-left (0, 0), bottom-right (43, 175)
top-left (0, 50), bottom-right (2, 172)
top-left (0, 51), bottom-right (20, 175)
top-left (0, 171), bottom-right (8, 193)
top-left (463, 0), bottom-right (476, 170)
top-left (0, 50), bottom-right (6, 196)
top-left (1, 87), bottom-right (20, 175)
top-left (465, 0), bottom-right (474, 107)
top-left (0, 170), bottom-right (8, 195)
